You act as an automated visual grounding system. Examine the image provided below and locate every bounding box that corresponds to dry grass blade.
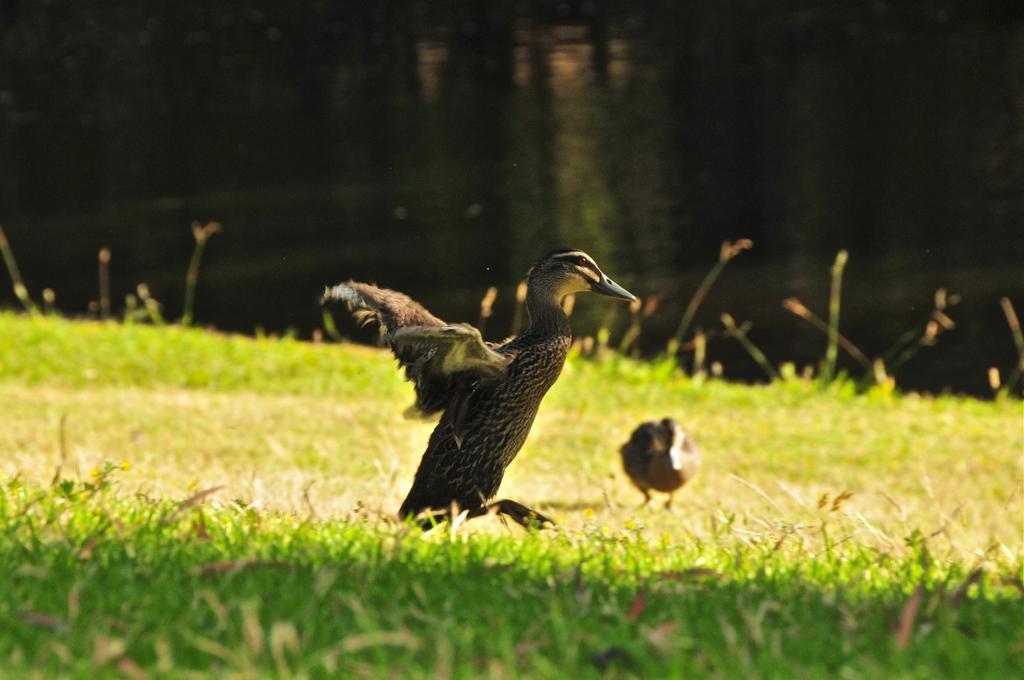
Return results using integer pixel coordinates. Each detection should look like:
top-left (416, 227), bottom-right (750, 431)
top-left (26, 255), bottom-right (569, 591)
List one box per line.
top-left (199, 559), bottom-right (290, 577)
top-left (657, 568), bottom-right (724, 580)
top-left (644, 622), bottom-right (679, 654)
top-left (626, 590), bottom-right (646, 621)
top-left (116, 656), bottom-right (150, 680)
top-left (18, 611), bottom-right (69, 634)
top-left (340, 630), bottom-right (420, 653)
top-left (895, 584), bottom-right (925, 649)
top-left (950, 568), bottom-right (985, 607)
top-left (730, 474), bottom-right (786, 513)
top-left (161, 485), bottom-right (224, 524)
top-left (999, 576), bottom-right (1024, 595)
top-left (831, 490), bottom-right (854, 512)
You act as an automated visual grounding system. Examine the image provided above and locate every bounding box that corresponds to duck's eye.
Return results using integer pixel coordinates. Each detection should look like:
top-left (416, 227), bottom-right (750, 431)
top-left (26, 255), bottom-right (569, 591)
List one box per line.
top-left (575, 256), bottom-right (589, 267)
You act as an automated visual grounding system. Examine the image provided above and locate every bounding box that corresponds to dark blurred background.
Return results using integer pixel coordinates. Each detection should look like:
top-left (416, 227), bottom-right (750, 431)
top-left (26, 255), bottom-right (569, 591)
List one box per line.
top-left (1, 1), bottom-right (1022, 394)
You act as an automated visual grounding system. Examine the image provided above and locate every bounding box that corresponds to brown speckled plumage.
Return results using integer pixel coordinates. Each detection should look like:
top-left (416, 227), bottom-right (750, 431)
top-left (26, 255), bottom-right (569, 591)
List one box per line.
top-left (620, 418), bottom-right (701, 508)
top-left (323, 249), bottom-right (635, 528)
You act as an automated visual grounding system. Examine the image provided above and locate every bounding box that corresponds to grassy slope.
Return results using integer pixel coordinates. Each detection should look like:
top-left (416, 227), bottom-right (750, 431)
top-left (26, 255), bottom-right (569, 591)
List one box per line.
top-left (0, 312), bottom-right (1021, 677)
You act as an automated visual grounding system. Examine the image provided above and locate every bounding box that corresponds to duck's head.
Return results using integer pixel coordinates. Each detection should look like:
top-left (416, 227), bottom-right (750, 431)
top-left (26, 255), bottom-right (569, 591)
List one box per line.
top-left (528, 249), bottom-right (636, 303)
top-left (660, 417), bottom-right (697, 470)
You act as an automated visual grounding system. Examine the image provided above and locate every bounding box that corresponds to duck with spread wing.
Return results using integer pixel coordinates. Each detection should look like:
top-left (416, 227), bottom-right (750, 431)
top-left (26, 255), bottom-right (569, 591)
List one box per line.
top-left (322, 249), bottom-right (635, 529)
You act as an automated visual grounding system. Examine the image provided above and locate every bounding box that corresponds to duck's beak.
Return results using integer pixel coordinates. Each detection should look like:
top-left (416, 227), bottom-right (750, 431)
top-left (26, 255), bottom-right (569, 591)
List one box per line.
top-left (591, 274), bottom-right (637, 301)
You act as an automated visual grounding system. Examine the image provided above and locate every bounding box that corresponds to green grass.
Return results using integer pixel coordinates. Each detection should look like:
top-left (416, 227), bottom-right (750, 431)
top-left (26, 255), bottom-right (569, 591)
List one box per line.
top-left (1, 312), bottom-right (1021, 677)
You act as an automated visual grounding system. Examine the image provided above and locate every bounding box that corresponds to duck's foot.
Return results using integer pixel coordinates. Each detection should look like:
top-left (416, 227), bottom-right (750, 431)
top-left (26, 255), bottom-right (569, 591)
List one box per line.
top-left (473, 499), bottom-right (556, 530)
top-left (402, 499), bottom-right (555, 531)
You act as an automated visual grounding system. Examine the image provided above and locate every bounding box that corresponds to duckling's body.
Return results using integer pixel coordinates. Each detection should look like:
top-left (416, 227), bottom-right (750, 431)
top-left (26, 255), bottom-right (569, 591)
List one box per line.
top-left (324, 249), bottom-right (635, 528)
top-left (620, 418), bottom-right (700, 508)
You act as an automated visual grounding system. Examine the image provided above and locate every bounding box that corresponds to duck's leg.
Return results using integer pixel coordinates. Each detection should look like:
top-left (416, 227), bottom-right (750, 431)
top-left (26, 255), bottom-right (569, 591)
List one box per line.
top-left (664, 492), bottom-right (674, 510)
top-left (470, 498), bottom-right (555, 529)
top-left (640, 489), bottom-right (651, 506)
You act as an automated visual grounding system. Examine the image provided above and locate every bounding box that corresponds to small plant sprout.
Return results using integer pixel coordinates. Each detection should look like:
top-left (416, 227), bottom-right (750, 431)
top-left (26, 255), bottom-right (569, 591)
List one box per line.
top-left (137, 283), bottom-right (165, 325)
top-left (182, 221), bottom-right (222, 326)
top-left (669, 238), bottom-right (752, 355)
top-left (0, 225), bottom-right (38, 314)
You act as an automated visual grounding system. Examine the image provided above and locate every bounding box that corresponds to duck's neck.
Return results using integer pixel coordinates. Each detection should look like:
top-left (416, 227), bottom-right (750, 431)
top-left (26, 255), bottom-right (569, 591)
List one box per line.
top-left (525, 289), bottom-right (572, 338)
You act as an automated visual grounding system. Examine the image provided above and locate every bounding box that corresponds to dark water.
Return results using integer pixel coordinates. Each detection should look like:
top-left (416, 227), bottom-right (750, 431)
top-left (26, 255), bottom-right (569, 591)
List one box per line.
top-left (1, 2), bottom-right (1022, 395)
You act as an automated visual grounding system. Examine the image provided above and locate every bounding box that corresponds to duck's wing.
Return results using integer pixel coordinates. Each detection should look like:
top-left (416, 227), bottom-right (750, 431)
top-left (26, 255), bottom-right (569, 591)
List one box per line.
top-left (392, 324), bottom-right (511, 378)
top-left (322, 282), bottom-right (510, 416)
top-left (322, 281), bottom-right (445, 331)
top-left (391, 323), bottom-right (512, 417)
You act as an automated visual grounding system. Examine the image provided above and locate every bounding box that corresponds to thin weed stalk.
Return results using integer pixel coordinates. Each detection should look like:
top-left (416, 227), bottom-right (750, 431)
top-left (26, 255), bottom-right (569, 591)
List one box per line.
top-left (823, 250), bottom-right (848, 385)
top-left (669, 239), bottom-right (752, 353)
top-left (0, 226), bottom-right (38, 314)
top-left (510, 281), bottom-right (527, 336)
top-left (721, 313), bottom-right (779, 380)
top-left (998, 297), bottom-right (1023, 396)
top-left (98, 248), bottom-right (111, 320)
top-left (477, 286), bottom-right (497, 337)
top-left (322, 310), bottom-right (343, 343)
top-left (182, 221), bottom-right (221, 326)
top-left (782, 297), bottom-right (871, 371)
top-left (42, 288), bottom-right (57, 315)
top-left (618, 297), bottom-right (644, 353)
top-left (883, 290), bottom-right (957, 377)
top-left (693, 330), bottom-right (707, 378)
top-left (882, 290), bottom-right (958, 363)
top-left (619, 295), bottom-right (660, 355)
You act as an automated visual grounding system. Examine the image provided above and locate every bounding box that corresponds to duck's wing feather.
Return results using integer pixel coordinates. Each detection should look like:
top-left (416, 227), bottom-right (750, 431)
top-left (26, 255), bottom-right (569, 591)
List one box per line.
top-left (322, 282), bottom-right (510, 416)
top-left (391, 324), bottom-right (511, 378)
top-left (391, 323), bottom-right (512, 417)
top-left (322, 281), bottom-right (445, 331)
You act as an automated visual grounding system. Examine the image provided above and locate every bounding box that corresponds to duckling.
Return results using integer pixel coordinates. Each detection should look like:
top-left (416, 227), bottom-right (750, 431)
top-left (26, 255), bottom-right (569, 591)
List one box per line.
top-left (620, 418), bottom-right (700, 508)
top-left (323, 249), bottom-right (636, 529)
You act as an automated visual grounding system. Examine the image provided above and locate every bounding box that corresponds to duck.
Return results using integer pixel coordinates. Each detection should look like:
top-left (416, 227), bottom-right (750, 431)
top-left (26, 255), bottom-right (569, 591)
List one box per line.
top-left (322, 249), bottom-right (636, 528)
top-left (620, 418), bottom-right (700, 508)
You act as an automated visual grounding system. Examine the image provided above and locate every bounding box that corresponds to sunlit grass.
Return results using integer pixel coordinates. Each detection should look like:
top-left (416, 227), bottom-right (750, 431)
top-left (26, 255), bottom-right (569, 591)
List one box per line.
top-left (0, 312), bottom-right (1021, 676)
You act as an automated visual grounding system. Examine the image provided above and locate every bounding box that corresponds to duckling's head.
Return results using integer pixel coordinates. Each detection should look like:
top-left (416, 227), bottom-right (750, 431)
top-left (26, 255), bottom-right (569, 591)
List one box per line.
top-left (528, 249), bottom-right (636, 303)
